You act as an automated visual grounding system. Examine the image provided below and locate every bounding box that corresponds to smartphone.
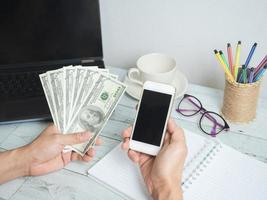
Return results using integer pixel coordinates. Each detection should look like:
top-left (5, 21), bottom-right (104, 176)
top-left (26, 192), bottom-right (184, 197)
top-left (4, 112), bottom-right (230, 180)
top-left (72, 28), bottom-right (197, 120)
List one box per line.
top-left (129, 81), bottom-right (175, 156)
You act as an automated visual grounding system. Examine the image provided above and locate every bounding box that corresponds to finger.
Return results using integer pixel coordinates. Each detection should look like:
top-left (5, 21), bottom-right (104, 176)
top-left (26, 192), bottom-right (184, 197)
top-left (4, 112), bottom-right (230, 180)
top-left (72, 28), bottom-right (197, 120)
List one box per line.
top-left (61, 151), bottom-right (72, 166)
top-left (171, 126), bottom-right (186, 145)
top-left (163, 131), bottom-right (171, 146)
top-left (43, 124), bottom-right (59, 135)
top-left (71, 153), bottom-right (83, 161)
top-left (167, 118), bottom-right (177, 134)
top-left (121, 137), bottom-right (130, 151)
top-left (122, 127), bottom-right (132, 138)
top-left (86, 148), bottom-right (95, 157)
top-left (95, 137), bottom-right (102, 146)
top-left (59, 132), bottom-right (91, 145)
top-left (82, 154), bottom-right (93, 162)
top-left (128, 150), bottom-right (140, 163)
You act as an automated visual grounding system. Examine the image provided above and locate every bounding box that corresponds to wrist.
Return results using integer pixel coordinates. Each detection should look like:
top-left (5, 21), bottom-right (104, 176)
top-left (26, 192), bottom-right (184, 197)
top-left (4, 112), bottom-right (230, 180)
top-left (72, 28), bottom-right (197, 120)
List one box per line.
top-left (15, 146), bottom-right (32, 177)
top-left (7, 146), bottom-right (31, 178)
top-left (152, 179), bottom-right (182, 200)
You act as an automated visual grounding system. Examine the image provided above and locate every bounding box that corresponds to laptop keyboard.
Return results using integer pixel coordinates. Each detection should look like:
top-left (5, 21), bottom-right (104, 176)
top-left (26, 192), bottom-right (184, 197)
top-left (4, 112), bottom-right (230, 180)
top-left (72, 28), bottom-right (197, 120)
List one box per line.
top-left (0, 70), bottom-right (45, 99)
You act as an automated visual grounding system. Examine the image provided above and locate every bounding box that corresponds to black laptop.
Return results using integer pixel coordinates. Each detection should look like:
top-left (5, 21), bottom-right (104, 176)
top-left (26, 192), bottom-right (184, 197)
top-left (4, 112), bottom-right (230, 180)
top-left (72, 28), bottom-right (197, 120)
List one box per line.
top-left (0, 0), bottom-right (104, 124)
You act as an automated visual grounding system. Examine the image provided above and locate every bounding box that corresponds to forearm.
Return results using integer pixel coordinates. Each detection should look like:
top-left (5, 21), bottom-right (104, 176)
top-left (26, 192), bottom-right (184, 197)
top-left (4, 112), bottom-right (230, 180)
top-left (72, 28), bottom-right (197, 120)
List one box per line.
top-left (152, 183), bottom-right (183, 200)
top-left (0, 147), bottom-right (30, 184)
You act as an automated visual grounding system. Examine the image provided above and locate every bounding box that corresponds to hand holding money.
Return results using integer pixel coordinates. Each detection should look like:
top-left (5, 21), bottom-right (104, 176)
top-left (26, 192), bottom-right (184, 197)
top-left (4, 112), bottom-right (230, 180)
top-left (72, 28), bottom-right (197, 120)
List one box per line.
top-left (25, 124), bottom-right (102, 176)
top-left (40, 66), bottom-right (126, 155)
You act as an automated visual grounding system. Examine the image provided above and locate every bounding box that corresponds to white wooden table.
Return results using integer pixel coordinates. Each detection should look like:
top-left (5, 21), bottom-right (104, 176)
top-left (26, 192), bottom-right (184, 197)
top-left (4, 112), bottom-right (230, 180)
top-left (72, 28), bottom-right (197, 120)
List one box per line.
top-left (0, 67), bottom-right (266, 200)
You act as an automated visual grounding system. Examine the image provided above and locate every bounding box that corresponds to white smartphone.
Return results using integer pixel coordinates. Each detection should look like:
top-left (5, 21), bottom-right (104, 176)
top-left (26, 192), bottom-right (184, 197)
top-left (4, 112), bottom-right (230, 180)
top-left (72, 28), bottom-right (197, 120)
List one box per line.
top-left (129, 81), bottom-right (176, 156)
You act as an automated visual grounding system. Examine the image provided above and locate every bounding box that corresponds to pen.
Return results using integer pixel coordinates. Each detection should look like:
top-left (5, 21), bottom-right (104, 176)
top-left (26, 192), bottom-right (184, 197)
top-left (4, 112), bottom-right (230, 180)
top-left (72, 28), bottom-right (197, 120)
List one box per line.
top-left (244, 43), bottom-right (257, 68)
top-left (214, 50), bottom-right (234, 82)
top-left (242, 65), bottom-right (247, 83)
top-left (254, 65), bottom-right (267, 82)
top-left (254, 55), bottom-right (267, 75)
top-left (238, 65), bottom-right (247, 83)
top-left (248, 68), bottom-right (255, 83)
top-left (227, 43), bottom-right (234, 76)
top-left (234, 41), bottom-right (241, 80)
top-left (219, 50), bottom-right (229, 69)
top-left (237, 67), bottom-right (242, 81)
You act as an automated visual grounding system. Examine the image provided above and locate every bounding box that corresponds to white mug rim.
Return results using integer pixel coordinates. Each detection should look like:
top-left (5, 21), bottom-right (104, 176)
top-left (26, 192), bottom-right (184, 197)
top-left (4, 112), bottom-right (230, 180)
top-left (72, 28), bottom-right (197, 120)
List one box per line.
top-left (136, 53), bottom-right (176, 75)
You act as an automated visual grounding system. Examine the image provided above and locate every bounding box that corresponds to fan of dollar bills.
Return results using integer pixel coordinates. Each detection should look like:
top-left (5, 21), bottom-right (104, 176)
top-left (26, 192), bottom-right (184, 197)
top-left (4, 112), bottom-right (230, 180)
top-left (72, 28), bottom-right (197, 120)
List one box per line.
top-left (39, 66), bottom-right (126, 155)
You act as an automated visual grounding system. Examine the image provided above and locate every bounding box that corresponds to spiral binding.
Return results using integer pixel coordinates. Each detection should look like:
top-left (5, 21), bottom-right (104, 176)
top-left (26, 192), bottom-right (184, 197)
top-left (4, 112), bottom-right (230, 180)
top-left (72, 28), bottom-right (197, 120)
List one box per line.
top-left (182, 141), bottom-right (223, 192)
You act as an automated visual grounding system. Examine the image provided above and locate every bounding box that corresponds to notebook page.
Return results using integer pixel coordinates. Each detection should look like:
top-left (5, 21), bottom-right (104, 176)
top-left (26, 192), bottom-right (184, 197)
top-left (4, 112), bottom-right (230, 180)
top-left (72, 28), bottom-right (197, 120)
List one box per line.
top-left (88, 129), bottom-right (207, 200)
top-left (183, 130), bottom-right (208, 165)
top-left (88, 145), bottom-right (151, 200)
top-left (183, 143), bottom-right (267, 200)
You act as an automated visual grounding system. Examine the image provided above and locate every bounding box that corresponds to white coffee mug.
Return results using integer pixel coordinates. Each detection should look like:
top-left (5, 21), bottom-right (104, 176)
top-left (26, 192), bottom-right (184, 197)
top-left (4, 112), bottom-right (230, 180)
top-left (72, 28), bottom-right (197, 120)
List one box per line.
top-left (128, 53), bottom-right (177, 86)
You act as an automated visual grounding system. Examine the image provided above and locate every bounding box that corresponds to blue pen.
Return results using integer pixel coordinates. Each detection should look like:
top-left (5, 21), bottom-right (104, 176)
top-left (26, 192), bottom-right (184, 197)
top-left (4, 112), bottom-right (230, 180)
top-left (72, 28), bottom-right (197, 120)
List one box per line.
top-left (244, 43), bottom-right (257, 68)
top-left (254, 65), bottom-right (267, 82)
top-left (248, 68), bottom-right (255, 83)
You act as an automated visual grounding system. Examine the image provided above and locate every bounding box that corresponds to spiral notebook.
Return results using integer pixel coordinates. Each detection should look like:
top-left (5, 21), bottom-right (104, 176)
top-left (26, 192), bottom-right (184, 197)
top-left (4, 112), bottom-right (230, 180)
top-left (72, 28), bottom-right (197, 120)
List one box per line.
top-left (88, 129), bottom-right (267, 200)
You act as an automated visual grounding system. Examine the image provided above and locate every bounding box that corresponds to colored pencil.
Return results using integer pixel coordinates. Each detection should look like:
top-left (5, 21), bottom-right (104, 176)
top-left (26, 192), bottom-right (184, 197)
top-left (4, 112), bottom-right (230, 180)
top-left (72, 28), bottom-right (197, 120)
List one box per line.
top-left (254, 55), bottom-right (267, 75)
top-left (254, 65), bottom-right (267, 82)
top-left (244, 43), bottom-right (257, 68)
top-left (234, 41), bottom-right (241, 80)
top-left (227, 43), bottom-right (234, 76)
top-left (214, 50), bottom-right (234, 82)
top-left (219, 50), bottom-right (229, 69)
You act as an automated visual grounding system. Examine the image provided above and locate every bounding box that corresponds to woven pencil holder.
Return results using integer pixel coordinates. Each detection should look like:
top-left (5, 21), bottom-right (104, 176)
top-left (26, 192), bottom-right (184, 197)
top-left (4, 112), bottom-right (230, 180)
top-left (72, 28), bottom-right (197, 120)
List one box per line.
top-left (221, 79), bottom-right (261, 123)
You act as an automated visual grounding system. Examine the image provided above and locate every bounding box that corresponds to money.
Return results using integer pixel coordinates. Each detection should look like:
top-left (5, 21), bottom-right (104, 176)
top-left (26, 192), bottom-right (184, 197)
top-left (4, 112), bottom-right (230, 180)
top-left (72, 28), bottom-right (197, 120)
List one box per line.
top-left (39, 73), bottom-right (59, 128)
top-left (47, 69), bottom-right (65, 132)
top-left (39, 66), bottom-right (126, 155)
top-left (67, 74), bottom-right (126, 155)
top-left (63, 66), bottom-right (75, 132)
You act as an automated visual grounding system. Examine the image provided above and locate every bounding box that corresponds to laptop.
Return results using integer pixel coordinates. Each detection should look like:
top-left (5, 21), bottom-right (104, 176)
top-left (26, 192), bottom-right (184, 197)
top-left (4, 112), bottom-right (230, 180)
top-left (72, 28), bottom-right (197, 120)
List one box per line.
top-left (0, 0), bottom-right (104, 124)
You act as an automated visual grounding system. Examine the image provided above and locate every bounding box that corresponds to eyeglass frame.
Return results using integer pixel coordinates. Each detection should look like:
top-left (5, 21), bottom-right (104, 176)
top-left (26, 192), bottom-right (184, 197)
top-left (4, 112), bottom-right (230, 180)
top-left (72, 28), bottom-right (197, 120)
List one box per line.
top-left (176, 94), bottom-right (230, 136)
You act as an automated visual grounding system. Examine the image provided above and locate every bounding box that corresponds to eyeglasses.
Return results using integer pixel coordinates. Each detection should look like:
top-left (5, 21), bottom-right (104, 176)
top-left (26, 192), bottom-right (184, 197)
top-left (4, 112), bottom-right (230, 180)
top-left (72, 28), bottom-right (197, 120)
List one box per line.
top-left (176, 94), bottom-right (229, 137)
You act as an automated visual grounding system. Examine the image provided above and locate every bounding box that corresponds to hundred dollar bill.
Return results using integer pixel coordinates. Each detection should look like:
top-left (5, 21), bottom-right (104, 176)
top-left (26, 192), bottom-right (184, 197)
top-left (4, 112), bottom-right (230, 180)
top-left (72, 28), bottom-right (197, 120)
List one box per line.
top-left (70, 67), bottom-right (86, 118)
top-left (66, 74), bottom-right (126, 155)
top-left (39, 73), bottom-right (59, 128)
top-left (63, 66), bottom-right (76, 131)
top-left (68, 66), bottom-right (105, 125)
top-left (47, 69), bottom-right (64, 132)
top-left (66, 69), bottom-right (101, 131)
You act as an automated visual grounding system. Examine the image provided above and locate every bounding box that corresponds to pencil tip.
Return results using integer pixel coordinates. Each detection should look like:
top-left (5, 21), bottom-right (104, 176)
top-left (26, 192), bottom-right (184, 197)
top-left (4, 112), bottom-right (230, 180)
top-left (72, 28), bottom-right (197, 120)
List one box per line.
top-left (219, 50), bottom-right (223, 54)
top-left (238, 41), bottom-right (241, 44)
top-left (214, 49), bottom-right (218, 54)
top-left (254, 42), bottom-right (258, 46)
top-left (242, 65), bottom-right (246, 69)
top-left (227, 43), bottom-right (231, 47)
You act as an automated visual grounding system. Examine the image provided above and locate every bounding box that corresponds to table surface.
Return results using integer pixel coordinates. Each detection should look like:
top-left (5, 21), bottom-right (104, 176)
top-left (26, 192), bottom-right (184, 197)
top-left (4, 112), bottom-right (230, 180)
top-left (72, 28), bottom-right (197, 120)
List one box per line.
top-left (0, 67), bottom-right (266, 200)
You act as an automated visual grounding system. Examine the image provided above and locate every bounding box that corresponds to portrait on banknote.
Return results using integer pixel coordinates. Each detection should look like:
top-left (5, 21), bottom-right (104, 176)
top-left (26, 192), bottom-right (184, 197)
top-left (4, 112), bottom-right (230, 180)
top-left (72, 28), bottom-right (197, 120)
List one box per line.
top-left (78, 105), bottom-right (104, 133)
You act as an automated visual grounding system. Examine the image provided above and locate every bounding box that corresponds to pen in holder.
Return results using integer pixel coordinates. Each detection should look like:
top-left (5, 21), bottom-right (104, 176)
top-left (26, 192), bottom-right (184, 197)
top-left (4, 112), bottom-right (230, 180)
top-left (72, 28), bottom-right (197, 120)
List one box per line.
top-left (221, 78), bottom-right (261, 123)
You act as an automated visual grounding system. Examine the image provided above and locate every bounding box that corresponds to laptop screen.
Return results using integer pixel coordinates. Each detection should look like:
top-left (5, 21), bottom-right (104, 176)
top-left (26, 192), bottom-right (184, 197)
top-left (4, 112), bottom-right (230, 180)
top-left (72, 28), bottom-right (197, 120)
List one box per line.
top-left (0, 0), bottom-right (103, 67)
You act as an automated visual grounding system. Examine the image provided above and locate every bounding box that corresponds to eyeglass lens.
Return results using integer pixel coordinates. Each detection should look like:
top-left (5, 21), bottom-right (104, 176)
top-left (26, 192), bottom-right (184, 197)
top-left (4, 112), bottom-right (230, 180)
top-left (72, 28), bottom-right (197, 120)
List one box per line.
top-left (200, 112), bottom-right (225, 136)
top-left (178, 95), bottom-right (201, 116)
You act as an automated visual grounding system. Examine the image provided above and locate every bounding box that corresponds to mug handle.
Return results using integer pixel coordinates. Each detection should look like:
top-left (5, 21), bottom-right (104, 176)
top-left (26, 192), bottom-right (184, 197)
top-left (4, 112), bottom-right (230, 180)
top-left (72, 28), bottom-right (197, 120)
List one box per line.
top-left (128, 68), bottom-right (143, 86)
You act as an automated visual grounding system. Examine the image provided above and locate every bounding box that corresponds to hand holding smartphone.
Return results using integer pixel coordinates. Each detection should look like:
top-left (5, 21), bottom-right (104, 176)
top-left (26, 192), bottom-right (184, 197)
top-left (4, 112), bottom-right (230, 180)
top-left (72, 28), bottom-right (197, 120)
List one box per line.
top-left (129, 81), bottom-right (175, 156)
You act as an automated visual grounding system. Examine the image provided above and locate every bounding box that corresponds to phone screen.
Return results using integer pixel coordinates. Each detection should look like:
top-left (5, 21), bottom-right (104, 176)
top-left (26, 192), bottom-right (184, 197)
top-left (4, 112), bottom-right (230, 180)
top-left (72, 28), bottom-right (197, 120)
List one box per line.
top-left (132, 89), bottom-right (172, 146)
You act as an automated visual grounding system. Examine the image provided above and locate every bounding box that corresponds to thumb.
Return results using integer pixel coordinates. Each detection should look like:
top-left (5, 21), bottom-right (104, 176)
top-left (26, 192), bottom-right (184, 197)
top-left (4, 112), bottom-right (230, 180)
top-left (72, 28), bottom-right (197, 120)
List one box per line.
top-left (168, 118), bottom-right (186, 146)
top-left (59, 132), bottom-right (91, 145)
